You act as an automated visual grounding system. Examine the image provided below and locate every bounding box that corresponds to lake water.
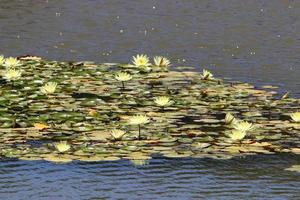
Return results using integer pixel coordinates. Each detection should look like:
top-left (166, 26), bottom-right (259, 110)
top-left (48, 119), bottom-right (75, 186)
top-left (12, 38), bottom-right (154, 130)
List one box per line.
top-left (0, 155), bottom-right (300, 200)
top-left (0, 1), bottom-right (299, 199)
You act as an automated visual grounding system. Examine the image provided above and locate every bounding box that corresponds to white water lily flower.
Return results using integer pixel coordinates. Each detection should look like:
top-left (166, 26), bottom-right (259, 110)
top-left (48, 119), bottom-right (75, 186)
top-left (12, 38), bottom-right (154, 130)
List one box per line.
top-left (153, 56), bottom-right (171, 68)
top-left (41, 82), bottom-right (57, 94)
top-left (0, 55), bottom-right (4, 65)
top-left (54, 141), bottom-right (71, 153)
top-left (225, 113), bottom-right (238, 125)
top-left (290, 112), bottom-right (300, 123)
top-left (3, 57), bottom-right (21, 68)
top-left (200, 69), bottom-right (214, 80)
top-left (110, 129), bottom-right (126, 140)
top-left (129, 114), bottom-right (150, 140)
top-left (233, 121), bottom-right (254, 132)
top-left (114, 72), bottom-right (132, 82)
top-left (132, 54), bottom-right (151, 67)
top-left (228, 130), bottom-right (247, 141)
top-left (128, 115), bottom-right (150, 125)
top-left (154, 96), bottom-right (171, 107)
top-left (3, 68), bottom-right (22, 81)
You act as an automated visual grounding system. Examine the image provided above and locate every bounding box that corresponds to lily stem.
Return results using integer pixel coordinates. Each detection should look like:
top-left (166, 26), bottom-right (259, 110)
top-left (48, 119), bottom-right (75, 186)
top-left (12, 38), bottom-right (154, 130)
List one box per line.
top-left (121, 81), bottom-right (125, 90)
top-left (138, 124), bottom-right (141, 140)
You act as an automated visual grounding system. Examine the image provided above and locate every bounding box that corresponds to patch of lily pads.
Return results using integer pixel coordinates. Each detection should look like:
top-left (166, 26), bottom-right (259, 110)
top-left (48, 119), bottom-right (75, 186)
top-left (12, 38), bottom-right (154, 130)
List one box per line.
top-left (0, 54), bottom-right (299, 164)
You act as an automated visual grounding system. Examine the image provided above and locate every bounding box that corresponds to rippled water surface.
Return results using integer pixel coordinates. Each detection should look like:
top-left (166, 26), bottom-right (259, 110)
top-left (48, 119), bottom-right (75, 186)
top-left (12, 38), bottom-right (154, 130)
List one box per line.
top-left (0, 155), bottom-right (300, 200)
top-left (0, 1), bottom-right (300, 199)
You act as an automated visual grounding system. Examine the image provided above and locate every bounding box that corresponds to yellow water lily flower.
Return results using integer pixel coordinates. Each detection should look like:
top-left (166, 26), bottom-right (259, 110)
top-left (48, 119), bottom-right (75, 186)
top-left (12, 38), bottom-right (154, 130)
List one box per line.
top-left (3, 57), bottom-right (21, 68)
top-left (54, 141), bottom-right (71, 153)
top-left (233, 121), bottom-right (254, 132)
top-left (128, 115), bottom-right (150, 125)
top-left (0, 55), bottom-right (4, 65)
top-left (228, 130), bottom-right (247, 141)
top-left (200, 69), bottom-right (214, 80)
top-left (225, 113), bottom-right (237, 125)
top-left (132, 54), bottom-right (151, 67)
top-left (41, 82), bottom-right (57, 94)
top-left (290, 112), bottom-right (300, 123)
top-left (153, 56), bottom-right (171, 68)
top-left (110, 129), bottom-right (126, 140)
top-left (154, 96), bottom-right (171, 107)
top-left (114, 72), bottom-right (132, 82)
top-left (3, 68), bottom-right (22, 81)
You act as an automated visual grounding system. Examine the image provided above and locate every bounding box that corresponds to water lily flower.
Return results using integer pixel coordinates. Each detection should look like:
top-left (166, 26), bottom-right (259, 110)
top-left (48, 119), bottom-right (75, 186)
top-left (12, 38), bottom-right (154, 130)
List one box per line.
top-left (154, 96), bottom-right (171, 107)
top-left (128, 115), bottom-right (150, 140)
top-left (225, 113), bottom-right (237, 125)
top-left (3, 68), bottom-right (22, 81)
top-left (3, 57), bottom-right (21, 68)
top-left (132, 54), bottom-right (151, 67)
top-left (110, 129), bottom-right (126, 140)
top-left (200, 69), bottom-right (214, 80)
top-left (54, 141), bottom-right (71, 153)
top-left (129, 115), bottom-right (150, 125)
top-left (115, 72), bottom-right (132, 82)
top-left (228, 130), bottom-right (247, 141)
top-left (114, 72), bottom-right (132, 89)
top-left (290, 112), bottom-right (300, 123)
top-left (0, 55), bottom-right (4, 65)
top-left (41, 82), bottom-right (57, 94)
top-left (233, 121), bottom-right (254, 132)
top-left (153, 56), bottom-right (171, 68)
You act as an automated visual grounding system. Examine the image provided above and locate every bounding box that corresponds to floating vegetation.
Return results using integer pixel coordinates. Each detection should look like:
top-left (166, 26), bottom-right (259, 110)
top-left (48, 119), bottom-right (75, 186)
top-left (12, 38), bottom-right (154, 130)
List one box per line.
top-left (0, 55), bottom-right (299, 164)
top-left (33, 123), bottom-right (50, 130)
top-left (285, 165), bottom-right (300, 173)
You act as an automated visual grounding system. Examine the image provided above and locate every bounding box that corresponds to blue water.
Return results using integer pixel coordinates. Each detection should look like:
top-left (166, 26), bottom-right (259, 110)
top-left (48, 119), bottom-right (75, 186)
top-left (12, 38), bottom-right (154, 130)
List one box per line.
top-left (0, 155), bottom-right (299, 200)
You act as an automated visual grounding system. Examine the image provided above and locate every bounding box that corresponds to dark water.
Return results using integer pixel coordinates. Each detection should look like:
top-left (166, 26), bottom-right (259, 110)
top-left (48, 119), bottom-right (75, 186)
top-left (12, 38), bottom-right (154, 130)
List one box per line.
top-left (0, 1), bottom-right (300, 199)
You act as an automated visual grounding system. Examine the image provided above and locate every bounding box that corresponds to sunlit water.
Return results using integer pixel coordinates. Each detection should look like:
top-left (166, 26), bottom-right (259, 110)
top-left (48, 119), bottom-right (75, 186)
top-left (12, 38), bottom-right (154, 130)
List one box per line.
top-left (0, 1), bottom-right (299, 199)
